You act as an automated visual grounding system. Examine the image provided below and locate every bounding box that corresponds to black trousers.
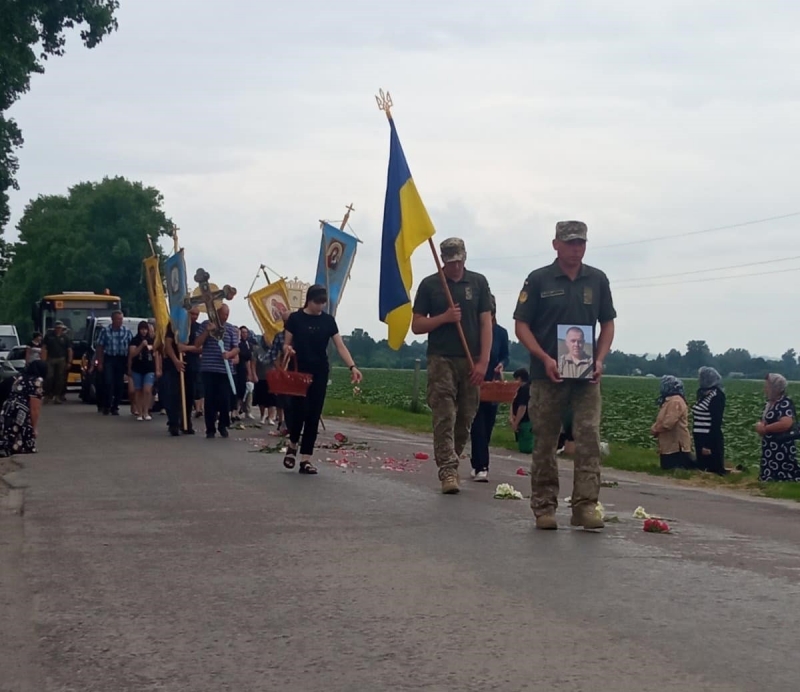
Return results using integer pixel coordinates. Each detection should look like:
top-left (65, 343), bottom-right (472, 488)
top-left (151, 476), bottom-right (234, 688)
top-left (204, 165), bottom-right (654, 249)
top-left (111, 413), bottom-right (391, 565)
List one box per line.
top-left (288, 372), bottom-right (328, 455)
top-left (163, 367), bottom-right (196, 431)
top-left (94, 368), bottom-right (107, 411)
top-left (470, 402), bottom-right (499, 471)
top-left (202, 371), bottom-right (233, 435)
top-left (103, 356), bottom-right (127, 412)
top-left (661, 451), bottom-right (695, 471)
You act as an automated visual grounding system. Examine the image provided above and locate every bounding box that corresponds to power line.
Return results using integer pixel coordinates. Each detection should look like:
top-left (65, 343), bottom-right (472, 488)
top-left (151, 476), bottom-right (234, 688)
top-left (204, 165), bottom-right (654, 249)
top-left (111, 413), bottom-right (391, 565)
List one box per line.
top-left (614, 265), bottom-right (800, 290)
top-left (473, 211), bottom-right (800, 262)
top-left (614, 254), bottom-right (800, 284)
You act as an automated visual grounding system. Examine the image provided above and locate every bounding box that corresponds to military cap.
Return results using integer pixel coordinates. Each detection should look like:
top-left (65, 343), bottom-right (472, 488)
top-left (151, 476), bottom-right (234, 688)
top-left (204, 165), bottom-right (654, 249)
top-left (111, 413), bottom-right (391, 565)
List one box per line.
top-left (555, 221), bottom-right (588, 242)
top-left (440, 237), bottom-right (466, 263)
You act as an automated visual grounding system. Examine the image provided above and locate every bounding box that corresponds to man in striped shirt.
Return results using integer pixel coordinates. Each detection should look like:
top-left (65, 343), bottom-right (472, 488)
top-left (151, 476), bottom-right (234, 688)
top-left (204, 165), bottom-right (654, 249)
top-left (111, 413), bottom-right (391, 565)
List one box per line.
top-left (194, 304), bottom-right (239, 439)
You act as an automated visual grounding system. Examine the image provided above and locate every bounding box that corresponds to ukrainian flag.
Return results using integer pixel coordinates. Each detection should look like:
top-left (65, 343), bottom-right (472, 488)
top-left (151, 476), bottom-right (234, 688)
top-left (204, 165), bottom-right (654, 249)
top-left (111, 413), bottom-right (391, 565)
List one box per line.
top-left (379, 118), bottom-right (436, 350)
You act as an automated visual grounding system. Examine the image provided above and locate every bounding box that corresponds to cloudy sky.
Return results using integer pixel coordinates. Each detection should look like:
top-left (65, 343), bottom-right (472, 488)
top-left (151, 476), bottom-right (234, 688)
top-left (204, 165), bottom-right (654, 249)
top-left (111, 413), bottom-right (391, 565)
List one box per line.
top-left (7, 1), bottom-right (800, 357)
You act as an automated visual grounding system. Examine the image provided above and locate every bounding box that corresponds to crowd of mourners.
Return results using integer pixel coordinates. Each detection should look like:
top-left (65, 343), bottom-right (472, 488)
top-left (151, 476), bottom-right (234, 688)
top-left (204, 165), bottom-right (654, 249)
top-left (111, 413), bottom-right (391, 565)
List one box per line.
top-left (651, 367), bottom-right (800, 482)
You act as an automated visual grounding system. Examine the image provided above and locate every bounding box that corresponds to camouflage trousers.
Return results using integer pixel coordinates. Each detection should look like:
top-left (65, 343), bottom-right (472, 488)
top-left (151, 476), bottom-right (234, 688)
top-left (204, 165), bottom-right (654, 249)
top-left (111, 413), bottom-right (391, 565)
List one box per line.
top-left (528, 379), bottom-right (602, 516)
top-left (427, 355), bottom-right (480, 480)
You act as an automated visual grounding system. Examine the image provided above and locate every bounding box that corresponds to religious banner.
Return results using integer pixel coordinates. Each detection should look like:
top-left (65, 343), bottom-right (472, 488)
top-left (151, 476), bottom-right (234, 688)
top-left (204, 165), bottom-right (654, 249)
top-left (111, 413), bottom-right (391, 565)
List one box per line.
top-left (314, 222), bottom-right (358, 317)
top-left (143, 255), bottom-right (169, 348)
top-left (286, 277), bottom-right (310, 312)
top-left (165, 249), bottom-right (190, 343)
top-left (248, 279), bottom-right (292, 342)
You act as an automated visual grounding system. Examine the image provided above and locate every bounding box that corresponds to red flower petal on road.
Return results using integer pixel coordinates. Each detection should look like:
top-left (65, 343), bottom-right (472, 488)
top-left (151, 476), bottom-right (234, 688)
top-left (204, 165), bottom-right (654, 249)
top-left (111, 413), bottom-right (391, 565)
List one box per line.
top-left (414, 452), bottom-right (429, 460)
top-left (516, 467), bottom-right (528, 476)
top-left (334, 432), bottom-right (348, 443)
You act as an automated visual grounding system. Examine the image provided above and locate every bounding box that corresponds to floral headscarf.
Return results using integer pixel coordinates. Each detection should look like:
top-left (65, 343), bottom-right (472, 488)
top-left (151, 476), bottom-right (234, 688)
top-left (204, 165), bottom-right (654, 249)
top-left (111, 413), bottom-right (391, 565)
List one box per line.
top-left (657, 375), bottom-right (685, 406)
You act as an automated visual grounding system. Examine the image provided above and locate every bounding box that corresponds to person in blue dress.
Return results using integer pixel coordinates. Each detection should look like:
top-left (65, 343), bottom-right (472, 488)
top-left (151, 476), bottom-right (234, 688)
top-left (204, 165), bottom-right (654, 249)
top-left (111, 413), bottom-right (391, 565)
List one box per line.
top-left (756, 373), bottom-right (800, 482)
top-left (468, 295), bottom-right (510, 482)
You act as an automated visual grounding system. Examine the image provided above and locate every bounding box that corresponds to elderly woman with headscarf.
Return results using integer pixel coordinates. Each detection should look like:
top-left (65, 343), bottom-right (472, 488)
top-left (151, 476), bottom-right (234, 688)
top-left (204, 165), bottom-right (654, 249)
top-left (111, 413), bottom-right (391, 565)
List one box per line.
top-left (756, 374), bottom-right (800, 482)
top-left (0, 360), bottom-right (47, 456)
top-left (691, 366), bottom-right (727, 475)
top-left (651, 375), bottom-right (694, 470)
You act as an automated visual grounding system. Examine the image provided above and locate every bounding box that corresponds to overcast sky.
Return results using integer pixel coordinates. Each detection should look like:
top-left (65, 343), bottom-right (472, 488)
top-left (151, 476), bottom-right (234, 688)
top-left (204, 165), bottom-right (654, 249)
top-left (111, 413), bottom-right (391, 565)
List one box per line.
top-left (7, 1), bottom-right (800, 358)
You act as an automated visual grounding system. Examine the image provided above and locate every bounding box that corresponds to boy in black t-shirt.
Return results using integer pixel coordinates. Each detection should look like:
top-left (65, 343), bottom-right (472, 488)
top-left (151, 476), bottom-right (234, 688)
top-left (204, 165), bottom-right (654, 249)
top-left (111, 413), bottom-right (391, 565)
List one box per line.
top-left (510, 368), bottom-right (533, 454)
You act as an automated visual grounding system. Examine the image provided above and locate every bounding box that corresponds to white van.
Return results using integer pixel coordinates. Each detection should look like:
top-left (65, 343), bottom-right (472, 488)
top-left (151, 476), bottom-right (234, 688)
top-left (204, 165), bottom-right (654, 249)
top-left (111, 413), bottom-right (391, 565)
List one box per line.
top-left (0, 325), bottom-right (20, 359)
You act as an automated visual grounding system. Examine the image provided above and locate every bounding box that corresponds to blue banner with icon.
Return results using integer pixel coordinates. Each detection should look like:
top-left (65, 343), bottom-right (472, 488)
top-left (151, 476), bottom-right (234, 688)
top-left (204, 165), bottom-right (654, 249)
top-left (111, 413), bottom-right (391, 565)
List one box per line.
top-left (165, 250), bottom-right (190, 343)
top-left (314, 222), bottom-right (358, 317)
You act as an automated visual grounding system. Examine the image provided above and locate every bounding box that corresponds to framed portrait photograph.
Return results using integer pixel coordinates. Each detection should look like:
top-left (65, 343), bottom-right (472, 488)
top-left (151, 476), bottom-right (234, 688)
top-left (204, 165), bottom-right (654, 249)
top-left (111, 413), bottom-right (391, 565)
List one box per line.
top-left (557, 324), bottom-right (595, 379)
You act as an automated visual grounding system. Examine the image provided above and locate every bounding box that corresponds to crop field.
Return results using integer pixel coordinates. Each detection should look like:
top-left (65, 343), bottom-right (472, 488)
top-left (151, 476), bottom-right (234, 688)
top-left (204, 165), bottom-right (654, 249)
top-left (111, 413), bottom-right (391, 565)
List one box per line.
top-left (328, 369), bottom-right (772, 469)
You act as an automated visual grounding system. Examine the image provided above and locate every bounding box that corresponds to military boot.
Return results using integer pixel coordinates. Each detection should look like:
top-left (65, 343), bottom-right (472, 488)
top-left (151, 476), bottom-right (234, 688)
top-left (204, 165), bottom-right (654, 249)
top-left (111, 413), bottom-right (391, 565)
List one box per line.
top-left (535, 513), bottom-right (558, 530)
top-left (440, 471), bottom-right (460, 495)
top-left (570, 503), bottom-right (604, 530)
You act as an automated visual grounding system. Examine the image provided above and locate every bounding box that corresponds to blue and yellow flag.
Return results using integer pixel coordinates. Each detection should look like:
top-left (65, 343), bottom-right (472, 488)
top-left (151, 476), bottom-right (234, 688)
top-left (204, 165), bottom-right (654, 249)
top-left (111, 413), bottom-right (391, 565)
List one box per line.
top-left (379, 118), bottom-right (436, 350)
top-left (314, 223), bottom-right (358, 318)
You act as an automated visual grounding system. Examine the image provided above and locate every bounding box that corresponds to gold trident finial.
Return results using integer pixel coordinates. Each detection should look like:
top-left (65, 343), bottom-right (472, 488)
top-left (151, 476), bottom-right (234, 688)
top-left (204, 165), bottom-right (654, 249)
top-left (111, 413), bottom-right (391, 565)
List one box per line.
top-left (375, 89), bottom-right (393, 119)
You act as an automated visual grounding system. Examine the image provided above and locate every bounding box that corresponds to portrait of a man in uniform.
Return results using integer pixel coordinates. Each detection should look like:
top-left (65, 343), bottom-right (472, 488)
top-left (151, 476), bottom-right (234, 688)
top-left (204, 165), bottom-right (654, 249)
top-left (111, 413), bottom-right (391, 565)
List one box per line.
top-left (557, 325), bottom-right (595, 379)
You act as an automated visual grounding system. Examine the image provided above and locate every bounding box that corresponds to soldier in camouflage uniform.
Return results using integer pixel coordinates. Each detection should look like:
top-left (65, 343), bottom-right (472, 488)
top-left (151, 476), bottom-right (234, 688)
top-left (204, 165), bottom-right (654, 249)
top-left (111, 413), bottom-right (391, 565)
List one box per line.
top-left (513, 221), bottom-right (616, 529)
top-left (412, 238), bottom-right (493, 494)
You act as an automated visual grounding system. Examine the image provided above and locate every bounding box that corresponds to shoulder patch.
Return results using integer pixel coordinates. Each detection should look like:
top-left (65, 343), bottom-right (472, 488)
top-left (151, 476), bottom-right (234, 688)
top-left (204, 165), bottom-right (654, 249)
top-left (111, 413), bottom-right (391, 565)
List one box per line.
top-left (518, 290), bottom-right (528, 304)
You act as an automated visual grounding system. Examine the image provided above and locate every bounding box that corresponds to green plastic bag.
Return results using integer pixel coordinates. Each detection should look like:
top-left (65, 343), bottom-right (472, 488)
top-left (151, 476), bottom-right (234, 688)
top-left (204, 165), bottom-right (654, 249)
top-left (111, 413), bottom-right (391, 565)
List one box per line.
top-left (516, 420), bottom-right (534, 454)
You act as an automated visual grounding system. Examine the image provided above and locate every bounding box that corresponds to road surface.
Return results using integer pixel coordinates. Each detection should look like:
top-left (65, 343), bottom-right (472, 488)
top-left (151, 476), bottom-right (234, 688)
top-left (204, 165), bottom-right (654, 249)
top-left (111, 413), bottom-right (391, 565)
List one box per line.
top-left (2, 403), bottom-right (800, 691)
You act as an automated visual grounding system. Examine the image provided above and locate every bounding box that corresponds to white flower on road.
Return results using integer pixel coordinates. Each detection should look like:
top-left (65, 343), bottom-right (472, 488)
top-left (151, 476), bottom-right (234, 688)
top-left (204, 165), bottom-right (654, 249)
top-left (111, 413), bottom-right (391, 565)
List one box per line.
top-left (494, 483), bottom-right (523, 500)
top-left (633, 506), bottom-right (651, 519)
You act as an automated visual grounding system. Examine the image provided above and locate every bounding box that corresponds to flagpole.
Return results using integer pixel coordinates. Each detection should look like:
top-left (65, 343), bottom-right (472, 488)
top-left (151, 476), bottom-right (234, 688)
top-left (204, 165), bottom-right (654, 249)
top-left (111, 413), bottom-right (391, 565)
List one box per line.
top-left (172, 227), bottom-right (188, 433)
top-left (376, 90), bottom-right (475, 369)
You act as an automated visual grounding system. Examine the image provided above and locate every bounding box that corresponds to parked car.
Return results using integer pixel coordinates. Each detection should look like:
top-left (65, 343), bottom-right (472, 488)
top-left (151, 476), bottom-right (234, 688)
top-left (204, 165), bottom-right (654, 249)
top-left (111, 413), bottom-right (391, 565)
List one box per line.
top-left (0, 359), bottom-right (18, 382)
top-left (5, 345), bottom-right (27, 372)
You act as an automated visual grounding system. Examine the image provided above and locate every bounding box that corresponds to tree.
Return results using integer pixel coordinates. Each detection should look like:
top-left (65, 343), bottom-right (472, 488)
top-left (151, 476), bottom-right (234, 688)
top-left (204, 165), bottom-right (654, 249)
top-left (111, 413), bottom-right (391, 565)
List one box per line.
top-left (684, 340), bottom-right (713, 374)
top-left (0, 1), bottom-right (119, 240)
top-left (717, 348), bottom-right (752, 376)
top-left (664, 348), bottom-right (683, 374)
top-left (0, 176), bottom-right (174, 335)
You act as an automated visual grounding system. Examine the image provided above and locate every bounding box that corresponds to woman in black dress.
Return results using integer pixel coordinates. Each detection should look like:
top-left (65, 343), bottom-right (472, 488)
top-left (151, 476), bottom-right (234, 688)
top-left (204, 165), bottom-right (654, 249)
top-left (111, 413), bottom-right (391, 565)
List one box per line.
top-left (691, 366), bottom-right (727, 475)
top-left (0, 360), bottom-right (47, 456)
top-left (282, 285), bottom-right (362, 474)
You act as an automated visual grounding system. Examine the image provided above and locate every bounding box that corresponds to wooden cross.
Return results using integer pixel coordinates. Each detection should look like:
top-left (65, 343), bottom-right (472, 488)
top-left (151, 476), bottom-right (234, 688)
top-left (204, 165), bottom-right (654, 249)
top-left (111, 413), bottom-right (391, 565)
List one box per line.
top-left (184, 268), bottom-right (237, 319)
top-left (191, 267), bottom-right (237, 392)
top-left (340, 203), bottom-right (355, 231)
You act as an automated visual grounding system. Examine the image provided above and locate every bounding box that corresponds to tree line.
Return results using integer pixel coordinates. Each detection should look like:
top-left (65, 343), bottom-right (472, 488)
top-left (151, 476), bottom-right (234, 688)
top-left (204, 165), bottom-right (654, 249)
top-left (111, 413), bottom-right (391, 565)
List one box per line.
top-left (0, 176), bottom-right (174, 336)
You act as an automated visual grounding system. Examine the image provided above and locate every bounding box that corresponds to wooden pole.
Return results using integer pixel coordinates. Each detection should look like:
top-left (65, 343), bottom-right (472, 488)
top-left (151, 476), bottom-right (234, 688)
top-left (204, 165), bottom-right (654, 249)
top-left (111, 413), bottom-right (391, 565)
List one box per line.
top-left (172, 227), bottom-right (188, 433)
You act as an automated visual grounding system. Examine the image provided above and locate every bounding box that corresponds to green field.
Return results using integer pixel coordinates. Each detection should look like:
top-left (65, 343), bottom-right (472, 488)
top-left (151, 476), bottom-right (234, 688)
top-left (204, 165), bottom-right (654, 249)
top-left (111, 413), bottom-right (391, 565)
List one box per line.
top-left (322, 368), bottom-right (800, 500)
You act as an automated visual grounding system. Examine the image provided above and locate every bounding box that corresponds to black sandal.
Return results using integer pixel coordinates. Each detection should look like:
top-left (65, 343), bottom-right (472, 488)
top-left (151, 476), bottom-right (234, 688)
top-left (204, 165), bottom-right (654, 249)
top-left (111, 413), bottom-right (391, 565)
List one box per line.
top-left (298, 461), bottom-right (318, 475)
top-left (283, 446), bottom-right (297, 469)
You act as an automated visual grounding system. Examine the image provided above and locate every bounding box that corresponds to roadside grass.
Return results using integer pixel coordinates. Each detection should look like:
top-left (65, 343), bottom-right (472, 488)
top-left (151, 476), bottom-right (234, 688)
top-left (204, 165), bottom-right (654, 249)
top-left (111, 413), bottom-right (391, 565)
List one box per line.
top-left (323, 395), bottom-right (800, 502)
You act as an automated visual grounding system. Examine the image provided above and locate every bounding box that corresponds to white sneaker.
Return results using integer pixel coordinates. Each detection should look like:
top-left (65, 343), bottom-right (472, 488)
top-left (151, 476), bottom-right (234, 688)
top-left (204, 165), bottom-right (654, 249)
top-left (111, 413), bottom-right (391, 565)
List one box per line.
top-left (260, 414), bottom-right (267, 425)
top-left (268, 418), bottom-right (277, 426)
top-left (144, 415), bottom-right (153, 421)
top-left (470, 469), bottom-right (477, 479)
top-left (136, 416), bottom-right (144, 421)
top-left (247, 412), bottom-right (256, 420)
top-left (475, 470), bottom-right (489, 483)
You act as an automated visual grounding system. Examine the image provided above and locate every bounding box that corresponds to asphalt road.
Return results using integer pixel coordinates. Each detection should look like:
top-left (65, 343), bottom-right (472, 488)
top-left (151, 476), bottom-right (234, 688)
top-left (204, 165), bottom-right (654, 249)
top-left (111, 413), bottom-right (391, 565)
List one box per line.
top-left (2, 402), bottom-right (800, 691)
